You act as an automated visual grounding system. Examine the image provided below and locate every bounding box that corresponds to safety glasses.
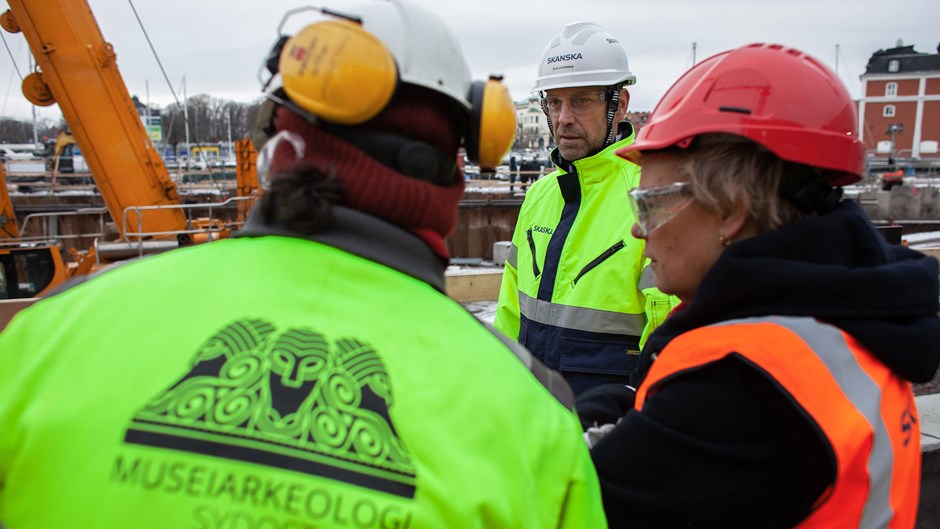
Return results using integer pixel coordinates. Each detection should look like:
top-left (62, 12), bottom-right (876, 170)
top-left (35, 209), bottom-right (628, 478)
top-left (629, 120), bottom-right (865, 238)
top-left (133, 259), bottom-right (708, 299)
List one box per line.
top-left (628, 182), bottom-right (695, 236)
top-left (540, 91), bottom-right (607, 117)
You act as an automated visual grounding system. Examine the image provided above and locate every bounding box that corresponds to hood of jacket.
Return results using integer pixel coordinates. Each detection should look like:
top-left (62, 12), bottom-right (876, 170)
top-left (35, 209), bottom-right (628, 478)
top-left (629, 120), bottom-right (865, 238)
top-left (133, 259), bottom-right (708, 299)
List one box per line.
top-left (642, 200), bottom-right (940, 384)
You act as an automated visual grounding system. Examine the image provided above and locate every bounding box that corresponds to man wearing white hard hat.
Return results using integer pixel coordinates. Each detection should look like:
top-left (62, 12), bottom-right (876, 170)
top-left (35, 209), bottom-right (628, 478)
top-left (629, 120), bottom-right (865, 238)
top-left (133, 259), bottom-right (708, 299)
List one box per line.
top-left (495, 22), bottom-right (677, 397)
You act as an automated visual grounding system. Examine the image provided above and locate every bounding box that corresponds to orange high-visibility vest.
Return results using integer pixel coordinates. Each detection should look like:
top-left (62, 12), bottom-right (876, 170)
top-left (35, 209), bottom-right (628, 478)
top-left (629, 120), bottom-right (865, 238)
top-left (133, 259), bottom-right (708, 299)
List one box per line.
top-left (636, 316), bottom-right (921, 529)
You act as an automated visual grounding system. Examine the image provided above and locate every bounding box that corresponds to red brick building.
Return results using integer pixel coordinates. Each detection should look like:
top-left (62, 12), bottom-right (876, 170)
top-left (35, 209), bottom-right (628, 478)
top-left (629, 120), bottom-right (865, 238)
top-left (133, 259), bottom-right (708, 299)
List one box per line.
top-left (625, 111), bottom-right (650, 133)
top-left (858, 42), bottom-right (940, 160)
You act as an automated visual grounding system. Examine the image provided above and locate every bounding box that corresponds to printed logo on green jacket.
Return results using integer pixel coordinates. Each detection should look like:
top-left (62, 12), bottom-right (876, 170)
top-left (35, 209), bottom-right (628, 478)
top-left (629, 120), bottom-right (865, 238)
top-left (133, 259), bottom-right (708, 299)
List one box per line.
top-left (124, 318), bottom-right (416, 498)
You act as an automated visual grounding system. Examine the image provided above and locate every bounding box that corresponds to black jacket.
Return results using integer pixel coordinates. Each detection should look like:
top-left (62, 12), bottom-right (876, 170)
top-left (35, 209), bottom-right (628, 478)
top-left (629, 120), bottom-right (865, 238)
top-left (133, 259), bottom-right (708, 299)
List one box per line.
top-left (585, 200), bottom-right (940, 528)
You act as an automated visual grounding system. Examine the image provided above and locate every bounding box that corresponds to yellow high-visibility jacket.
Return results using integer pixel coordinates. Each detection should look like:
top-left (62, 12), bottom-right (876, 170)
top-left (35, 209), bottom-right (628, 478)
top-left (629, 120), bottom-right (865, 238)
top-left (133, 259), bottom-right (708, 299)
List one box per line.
top-left (495, 127), bottom-right (678, 395)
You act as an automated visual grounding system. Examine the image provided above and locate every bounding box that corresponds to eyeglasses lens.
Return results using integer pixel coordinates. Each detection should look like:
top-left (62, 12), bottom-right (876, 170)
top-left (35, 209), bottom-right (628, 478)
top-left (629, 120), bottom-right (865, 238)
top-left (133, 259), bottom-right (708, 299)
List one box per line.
top-left (628, 183), bottom-right (694, 236)
top-left (540, 92), bottom-right (607, 117)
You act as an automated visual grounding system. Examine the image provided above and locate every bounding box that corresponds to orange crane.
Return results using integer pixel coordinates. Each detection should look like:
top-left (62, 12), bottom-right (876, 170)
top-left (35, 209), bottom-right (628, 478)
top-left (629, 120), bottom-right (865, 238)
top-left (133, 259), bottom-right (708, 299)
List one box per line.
top-left (1, 0), bottom-right (189, 239)
top-left (0, 161), bottom-right (69, 300)
top-left (0, 0), bottom-right (258, 300)
top-left (0, 164), bottom-right (19, 241)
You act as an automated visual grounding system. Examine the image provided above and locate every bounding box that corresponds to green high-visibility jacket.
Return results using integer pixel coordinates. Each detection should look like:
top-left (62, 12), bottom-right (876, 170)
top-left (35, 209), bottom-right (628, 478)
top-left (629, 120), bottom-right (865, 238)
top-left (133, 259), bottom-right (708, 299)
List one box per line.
top-left (495, 126), bottom-right (678, 395)
top-left (0, 207), bottom-right (606, 529)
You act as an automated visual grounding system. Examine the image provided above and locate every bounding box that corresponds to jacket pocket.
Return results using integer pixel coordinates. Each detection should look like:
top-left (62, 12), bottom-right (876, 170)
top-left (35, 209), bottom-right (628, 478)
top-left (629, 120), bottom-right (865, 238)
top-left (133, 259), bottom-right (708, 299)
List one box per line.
top-left (526, 228), bottom-right (541, 277)
top-left (558, 335), bottom-right (640, 376)
top-left (573, 240), bottom-right (626, 285)
top-left (646, 297), bottom-right (675, 329)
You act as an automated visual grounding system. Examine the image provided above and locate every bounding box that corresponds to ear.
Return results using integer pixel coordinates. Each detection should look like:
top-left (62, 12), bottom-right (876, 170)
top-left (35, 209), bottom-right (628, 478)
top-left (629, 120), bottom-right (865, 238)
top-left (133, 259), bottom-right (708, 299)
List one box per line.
top-left (719, 199), bottom-right (751, 242)
top-left (615, 88), bottom-right (631, 121)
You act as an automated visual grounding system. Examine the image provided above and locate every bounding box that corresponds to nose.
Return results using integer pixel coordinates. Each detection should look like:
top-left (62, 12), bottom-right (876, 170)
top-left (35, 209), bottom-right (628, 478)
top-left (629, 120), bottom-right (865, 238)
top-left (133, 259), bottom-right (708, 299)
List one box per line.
top-left (630, 222), bottom-right (646, 240)
top-left (554, 101), bottom-right (577, 125)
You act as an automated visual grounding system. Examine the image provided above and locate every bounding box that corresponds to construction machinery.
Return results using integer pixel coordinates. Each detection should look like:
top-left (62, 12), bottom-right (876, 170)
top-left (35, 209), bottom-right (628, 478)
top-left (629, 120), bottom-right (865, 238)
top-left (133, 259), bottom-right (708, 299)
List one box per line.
top-left (0, 0), bottom-right (259, 300)
top-left (42, 130), bottom-right (87, 174)
top-left (0, 162), bottom-right (68, 300)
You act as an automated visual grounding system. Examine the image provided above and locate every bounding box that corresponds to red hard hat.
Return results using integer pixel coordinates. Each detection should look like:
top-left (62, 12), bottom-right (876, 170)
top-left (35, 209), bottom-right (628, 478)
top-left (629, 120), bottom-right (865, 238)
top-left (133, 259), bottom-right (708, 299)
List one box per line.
top-left (618, 43), bottom-right (863, 186)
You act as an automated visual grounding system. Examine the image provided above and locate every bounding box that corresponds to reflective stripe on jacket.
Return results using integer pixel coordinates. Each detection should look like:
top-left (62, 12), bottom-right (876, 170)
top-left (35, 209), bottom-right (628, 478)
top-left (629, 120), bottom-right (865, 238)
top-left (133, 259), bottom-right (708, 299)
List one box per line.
top-left (495, 129), bottom-right (677, 394)
top-left (636, 316), bottom-right (921, 529)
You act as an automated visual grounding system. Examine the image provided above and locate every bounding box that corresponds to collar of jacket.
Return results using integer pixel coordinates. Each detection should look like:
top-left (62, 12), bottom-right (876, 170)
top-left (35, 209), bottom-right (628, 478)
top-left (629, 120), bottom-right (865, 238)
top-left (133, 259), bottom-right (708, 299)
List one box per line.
top-left (549, 121), bottom-right (637, 183)
top-left (234, 205), bottom-right (447, 293)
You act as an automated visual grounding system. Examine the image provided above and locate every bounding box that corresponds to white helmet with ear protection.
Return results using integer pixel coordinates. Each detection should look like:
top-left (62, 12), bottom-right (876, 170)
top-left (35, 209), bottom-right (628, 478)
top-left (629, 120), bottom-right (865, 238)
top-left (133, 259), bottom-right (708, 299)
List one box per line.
top-left (267, 0), bottom-right (516, 169)
top-left (354, 0), bottom-right (474, 112)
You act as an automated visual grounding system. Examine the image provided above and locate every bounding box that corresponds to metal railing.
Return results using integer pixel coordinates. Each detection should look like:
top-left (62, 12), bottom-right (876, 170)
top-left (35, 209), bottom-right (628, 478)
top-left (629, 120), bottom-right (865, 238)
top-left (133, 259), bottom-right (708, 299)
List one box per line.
top-left (0, 208), bottom-right (111, 249)
top-left (85, 196), bottom-right (256, 264)
top-left (121, 195), bottom-right (255, 241)
top-left (3, 196), bottom-right (255, 255)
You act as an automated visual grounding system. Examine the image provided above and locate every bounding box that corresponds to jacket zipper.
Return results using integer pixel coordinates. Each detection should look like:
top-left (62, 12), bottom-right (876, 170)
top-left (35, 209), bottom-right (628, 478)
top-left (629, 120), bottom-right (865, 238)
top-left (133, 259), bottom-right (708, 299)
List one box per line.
top-left (526, 228), bottom-right (541, 277)
top-left (573, 240), bottom-right (626, 285)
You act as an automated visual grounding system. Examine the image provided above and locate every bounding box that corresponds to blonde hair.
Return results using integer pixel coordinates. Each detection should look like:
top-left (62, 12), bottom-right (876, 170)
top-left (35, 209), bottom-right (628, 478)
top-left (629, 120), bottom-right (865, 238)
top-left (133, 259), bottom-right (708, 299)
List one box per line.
top-left (673, 136), bottom-right (813, 233)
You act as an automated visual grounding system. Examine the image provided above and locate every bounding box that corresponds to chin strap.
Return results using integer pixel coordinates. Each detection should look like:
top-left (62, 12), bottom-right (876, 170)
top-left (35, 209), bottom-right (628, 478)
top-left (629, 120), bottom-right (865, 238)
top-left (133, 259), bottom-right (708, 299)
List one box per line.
top-left (602, 87), bottom-right (621, 147)
top-left (780, 168), bottom-right (844, 214)
top-left (540, 90), bottom-right (556, 140)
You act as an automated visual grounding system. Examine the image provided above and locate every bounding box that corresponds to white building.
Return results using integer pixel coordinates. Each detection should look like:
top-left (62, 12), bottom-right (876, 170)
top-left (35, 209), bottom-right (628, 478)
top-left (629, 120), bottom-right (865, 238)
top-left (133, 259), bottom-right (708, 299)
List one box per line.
top-left (514, 96), bottom-right (553, 151)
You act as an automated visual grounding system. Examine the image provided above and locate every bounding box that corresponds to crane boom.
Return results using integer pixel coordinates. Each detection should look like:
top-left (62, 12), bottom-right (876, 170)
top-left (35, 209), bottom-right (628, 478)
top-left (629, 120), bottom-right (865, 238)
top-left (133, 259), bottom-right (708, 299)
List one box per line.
top-left (1, 0), bottom-right (188, 240)
top-left (0, 164), bottom-right (20, 239)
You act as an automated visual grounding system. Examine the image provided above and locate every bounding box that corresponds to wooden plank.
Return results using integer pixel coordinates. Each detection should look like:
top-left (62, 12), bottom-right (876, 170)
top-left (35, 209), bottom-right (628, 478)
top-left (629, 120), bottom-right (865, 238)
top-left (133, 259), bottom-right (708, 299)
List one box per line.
top-left (918, 247), bottom-right (940, 260)
top-left (445, 269), bottom-right (504, 302)
top-left (0, 298), bottom-right (38, 332)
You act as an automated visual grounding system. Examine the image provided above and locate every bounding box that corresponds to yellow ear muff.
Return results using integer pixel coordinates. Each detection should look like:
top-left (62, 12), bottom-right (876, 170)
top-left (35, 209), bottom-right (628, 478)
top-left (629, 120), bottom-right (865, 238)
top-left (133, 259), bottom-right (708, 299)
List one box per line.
top-left (467, 77), bottom-right (517, 169)
top-left (279, 19), bottom-right (398, 125)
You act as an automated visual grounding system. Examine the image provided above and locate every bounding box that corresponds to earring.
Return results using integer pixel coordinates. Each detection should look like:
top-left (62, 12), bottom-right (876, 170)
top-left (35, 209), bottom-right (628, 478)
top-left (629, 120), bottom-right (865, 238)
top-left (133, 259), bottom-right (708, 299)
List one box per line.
top-left (718, 235), bottom-right (732, 247)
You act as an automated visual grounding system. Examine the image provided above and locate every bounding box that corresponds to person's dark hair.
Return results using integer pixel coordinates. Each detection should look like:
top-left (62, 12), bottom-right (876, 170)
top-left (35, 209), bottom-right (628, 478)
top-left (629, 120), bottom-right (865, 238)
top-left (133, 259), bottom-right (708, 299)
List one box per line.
top-left (260, 162), bottom-right (344, 234)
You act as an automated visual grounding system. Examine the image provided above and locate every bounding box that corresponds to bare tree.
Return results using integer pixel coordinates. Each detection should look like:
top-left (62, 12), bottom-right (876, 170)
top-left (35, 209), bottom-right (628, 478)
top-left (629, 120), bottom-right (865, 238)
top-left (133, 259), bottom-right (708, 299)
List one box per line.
top-left (2, 95), bottom-right (263, 154)
top-left (0, 117), bottom-right (61, 145)
top-left (159, 94), bottom-right (262, 151)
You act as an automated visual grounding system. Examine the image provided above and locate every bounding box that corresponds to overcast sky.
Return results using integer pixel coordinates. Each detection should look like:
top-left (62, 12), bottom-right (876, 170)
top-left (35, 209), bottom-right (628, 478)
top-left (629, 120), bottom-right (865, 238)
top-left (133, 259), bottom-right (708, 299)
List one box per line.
top-left (1, 0), bottom-right (938, 126)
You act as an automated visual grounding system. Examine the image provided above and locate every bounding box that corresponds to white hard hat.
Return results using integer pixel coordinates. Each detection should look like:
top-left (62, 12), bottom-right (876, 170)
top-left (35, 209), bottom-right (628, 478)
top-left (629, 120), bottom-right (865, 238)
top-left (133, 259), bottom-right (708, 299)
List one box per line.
top-left (355, 0), bottom-right (473, 112)
top-left (271, 0), bottom-right (474, 119)
top-left (532, 21), bottom-right (636, 93)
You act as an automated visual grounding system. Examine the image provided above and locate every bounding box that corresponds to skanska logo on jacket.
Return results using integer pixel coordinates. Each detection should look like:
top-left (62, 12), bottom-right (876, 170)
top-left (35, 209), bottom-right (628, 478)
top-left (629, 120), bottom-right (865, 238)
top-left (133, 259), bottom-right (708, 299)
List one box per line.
top-left (546, 53), bottom-right (583, 64)
top-left (122, 318), bottom-right (416, 498)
